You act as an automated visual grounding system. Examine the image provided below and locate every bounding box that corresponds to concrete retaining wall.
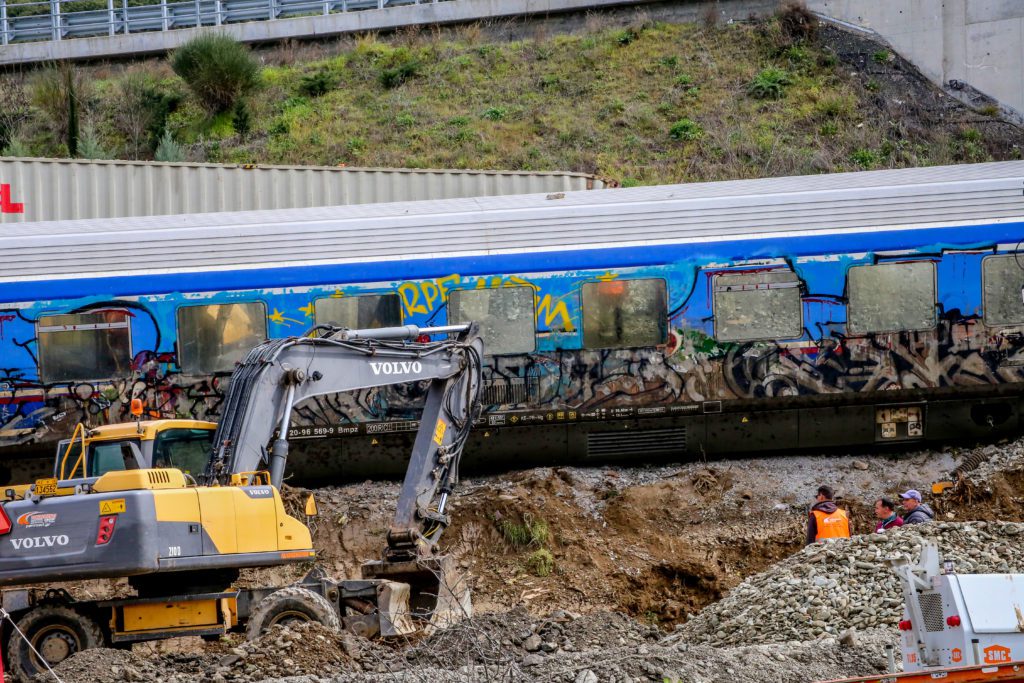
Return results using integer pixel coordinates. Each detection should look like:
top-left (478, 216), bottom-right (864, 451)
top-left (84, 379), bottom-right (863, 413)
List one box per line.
top-left (809, 0), bottom-right (1024, 120)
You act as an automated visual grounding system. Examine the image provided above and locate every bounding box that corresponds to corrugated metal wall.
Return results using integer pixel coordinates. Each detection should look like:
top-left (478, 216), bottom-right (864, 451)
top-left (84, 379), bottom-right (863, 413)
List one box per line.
top-left (0, 157), bottom-right (605, 223)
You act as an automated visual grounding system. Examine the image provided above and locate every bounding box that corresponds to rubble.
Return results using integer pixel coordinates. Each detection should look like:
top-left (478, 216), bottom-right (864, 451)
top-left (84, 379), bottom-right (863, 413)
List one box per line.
top-left (41, 433), bottom-right (1024, 683)
top-left (673, 521), bottom-right (1024, 647)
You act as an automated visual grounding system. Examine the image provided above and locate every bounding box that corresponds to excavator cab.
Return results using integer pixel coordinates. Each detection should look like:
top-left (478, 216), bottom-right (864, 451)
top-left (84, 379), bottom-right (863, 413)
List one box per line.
top-left (53, 420), bottom-right (216, 480)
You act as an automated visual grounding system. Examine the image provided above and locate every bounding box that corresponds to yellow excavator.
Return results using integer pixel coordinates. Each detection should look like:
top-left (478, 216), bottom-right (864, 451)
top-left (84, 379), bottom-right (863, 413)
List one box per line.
top-left (0, 324), bottom-right (483, 680)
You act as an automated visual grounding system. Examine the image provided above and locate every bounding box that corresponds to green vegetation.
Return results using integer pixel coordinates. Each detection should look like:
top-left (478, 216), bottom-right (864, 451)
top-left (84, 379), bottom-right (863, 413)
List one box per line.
top-left (526, 548), bottom-right (555, 577)
top-left (498, 514), bottom-right (549, 548)
top-left (170, 35), bottom-right (260, 114)
top-left (669, 118), bottom-right (703, 141)
top-left (747, 67), bottom-right (792, 99)
top-left (1, 14), bottom-right (1016, 175)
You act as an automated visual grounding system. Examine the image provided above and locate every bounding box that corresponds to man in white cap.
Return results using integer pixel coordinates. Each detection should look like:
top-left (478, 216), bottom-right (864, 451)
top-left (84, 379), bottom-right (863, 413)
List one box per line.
top-left (900, 489), bottom-right (934, 525)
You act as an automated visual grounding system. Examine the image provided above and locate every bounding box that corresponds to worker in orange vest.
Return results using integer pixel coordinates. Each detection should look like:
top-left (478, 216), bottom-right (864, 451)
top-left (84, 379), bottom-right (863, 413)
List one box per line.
top-left (806, 485), bottom-right (851, 544)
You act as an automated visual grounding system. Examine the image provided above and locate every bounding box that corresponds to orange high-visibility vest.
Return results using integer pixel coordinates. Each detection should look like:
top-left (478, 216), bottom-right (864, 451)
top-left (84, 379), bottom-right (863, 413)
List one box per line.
top-left (813, 508), bottom-right (850, 541)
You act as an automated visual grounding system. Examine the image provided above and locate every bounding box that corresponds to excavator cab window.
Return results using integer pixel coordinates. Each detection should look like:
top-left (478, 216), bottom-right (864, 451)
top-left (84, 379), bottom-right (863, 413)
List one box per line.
top-left (87, 440), bottom-right (143, 477)
top-left (152, 428), bottom-right (214, 477)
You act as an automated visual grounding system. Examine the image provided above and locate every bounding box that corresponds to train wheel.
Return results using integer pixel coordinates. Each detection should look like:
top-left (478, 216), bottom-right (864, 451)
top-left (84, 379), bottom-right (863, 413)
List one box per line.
top-left (7, 605), bottom-right (105, 681)
top-left (245, 586), bottom-right (340, 640)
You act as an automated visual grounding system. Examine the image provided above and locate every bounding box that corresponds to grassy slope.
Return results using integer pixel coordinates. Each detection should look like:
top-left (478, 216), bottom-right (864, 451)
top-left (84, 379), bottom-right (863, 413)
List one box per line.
top-left (6, 15), bottom-right (1020, 184)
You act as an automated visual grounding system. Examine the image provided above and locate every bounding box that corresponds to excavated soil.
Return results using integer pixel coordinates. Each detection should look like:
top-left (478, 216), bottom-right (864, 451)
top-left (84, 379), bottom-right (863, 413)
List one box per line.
top-left (31, 435), bottom-right (1024, 683)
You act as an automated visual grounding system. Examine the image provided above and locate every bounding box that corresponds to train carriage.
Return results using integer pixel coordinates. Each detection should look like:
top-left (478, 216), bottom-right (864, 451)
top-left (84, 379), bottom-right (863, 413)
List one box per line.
top-left (2, 161), bottom-right (1024, 482)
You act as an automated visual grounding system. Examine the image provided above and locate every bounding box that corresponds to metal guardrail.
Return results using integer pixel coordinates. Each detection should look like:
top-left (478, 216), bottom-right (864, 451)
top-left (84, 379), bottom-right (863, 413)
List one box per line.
top-left (0, 0), bottom-right (445, 45)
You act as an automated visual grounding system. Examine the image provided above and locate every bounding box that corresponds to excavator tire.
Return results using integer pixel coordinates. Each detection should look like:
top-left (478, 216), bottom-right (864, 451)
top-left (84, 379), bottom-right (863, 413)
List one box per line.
top-left (6, 605), bottom-right (105, 682)
top-left (245, 586), bottom-right (341, 640)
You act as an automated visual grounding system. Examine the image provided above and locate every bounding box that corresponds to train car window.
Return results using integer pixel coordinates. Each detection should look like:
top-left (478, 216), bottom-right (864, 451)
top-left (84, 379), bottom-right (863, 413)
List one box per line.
top-left (581, 278), bottom-right (667, 349)
top-left (713, 270), bottom-right (802, 342)
top-left (176, 302), bottom-right (267, 374)
top-left (448, 286), bottom-right (536, 355)
top-left (982, 255), bottom-right (1024, 326)
top-left (847, 261), bottom-right (936, 334)
top-left (314, 294), bottom-right (402, 330)
top-left (37, 311), bottom-right (132, 383)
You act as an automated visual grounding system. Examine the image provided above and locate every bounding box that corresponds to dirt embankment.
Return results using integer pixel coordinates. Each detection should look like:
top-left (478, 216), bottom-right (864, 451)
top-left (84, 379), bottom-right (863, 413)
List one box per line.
top-left (262, 438), bottom-right (1024, 630)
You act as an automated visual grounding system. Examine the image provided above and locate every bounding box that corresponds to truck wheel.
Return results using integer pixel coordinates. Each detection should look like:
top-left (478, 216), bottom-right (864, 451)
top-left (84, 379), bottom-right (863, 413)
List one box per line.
top-left (245, 586), bottom-right (340, 640)
top-left (7, 605), bottom-right (105, 681)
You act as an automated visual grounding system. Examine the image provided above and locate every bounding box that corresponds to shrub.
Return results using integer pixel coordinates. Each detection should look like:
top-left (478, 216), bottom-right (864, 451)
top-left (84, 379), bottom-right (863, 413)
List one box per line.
top-left (778, 1), bottom-right (817, 42)
top-left (154, 129), bottom-right (186, 162)
top-left (76, 125), bottom-right (108, 159)
top-left (669, 118), bottom-right (703, 141)
top-left (482, 107), bottom-right (507, 121)
top-left (865, 79), bottom-right (880, 92)
top-left (872, 50), bottom-right (890, 64)
top-left (0, 74), bottom-right (29, 153)
top-left (959, 127), bottom-right (982, 143)
top-left (31, 62), bottom-right (90, 157)
top-left (498, 514), bottom-right (549, 548)
top-left (615, 28), bottom-right (638, 46)
top-left (171, 34), bottom-right (260, 114)
top-left (819, 121), bottom-right (839, 137)
top-left (2, 138), bottom-right (31, 157)
top-left (851, 148), bottom-right (879, 168)
top-left (782, 45), bottom-right (810, 65)
top-left (298, 70), bottom-right (336, 98)
top-left (378, 51), bottom-right (421, 89)
top-left (748, 67), bottom-right (792, 99)
top-left (526, 549), bottom-right (555, 577)
top-left (232, 101), bottom-right (252, 137)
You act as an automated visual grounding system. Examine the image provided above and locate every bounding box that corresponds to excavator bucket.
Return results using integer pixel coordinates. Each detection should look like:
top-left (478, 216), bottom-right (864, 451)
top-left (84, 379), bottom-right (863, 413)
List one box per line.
top-left (361, 555), bottom-right (472, 634)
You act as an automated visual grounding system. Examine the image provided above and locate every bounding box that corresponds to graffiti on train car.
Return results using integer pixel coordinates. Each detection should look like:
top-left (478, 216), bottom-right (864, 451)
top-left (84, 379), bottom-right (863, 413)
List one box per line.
top-left (2, 247), bottom-right (1024, 454)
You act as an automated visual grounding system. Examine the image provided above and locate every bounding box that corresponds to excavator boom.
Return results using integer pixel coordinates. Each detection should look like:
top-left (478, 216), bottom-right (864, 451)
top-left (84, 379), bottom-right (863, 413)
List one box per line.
top-left (208, 323), bottom-right (483, 556)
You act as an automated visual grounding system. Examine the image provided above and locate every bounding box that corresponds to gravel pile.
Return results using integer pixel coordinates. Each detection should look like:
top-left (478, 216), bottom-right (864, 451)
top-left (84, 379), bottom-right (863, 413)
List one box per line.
top-left (957, 439), bottom-right (1024, 484)
top-left (277, 626), bottom-right (896, 683)
top-left (673, 521), bottom-right (1024, 647)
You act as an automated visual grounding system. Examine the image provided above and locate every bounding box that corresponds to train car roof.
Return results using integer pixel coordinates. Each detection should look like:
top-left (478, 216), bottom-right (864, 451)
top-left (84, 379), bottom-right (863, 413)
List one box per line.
top-left (4, 161), bottom-right (1024, 284)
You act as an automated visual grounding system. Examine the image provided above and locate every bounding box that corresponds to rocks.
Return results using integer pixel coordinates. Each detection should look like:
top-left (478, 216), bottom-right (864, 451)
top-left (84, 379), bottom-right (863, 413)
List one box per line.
top-left (674, 521), bottom-right (1024, 648)
top-left (522, 634), bottom-right (542, 652)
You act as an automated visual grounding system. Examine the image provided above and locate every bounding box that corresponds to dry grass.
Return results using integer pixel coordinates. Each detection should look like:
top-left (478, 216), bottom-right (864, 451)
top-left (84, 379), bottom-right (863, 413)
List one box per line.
top-left (6, 14), bottom-right (1021, 181)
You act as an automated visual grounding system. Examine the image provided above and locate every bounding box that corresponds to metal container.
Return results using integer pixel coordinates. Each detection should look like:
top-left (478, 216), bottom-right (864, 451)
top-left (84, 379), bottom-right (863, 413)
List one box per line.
top-left (0, 157), bottom-right (606, 222)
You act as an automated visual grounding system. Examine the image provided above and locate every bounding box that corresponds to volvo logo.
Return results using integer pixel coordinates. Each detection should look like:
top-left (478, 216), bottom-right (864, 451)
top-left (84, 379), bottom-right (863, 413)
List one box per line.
top-left (11, 535), bottom-right (70, 550)
top-left (370, 361), bottom-right (423, 376)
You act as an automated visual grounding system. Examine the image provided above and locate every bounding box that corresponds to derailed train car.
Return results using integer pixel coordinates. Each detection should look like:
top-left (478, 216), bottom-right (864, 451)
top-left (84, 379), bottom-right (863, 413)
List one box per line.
top-left (2, 161), bottom-right (1024, 482)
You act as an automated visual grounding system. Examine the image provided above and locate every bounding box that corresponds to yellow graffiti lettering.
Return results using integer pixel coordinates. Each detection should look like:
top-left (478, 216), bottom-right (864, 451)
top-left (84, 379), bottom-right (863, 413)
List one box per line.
top-left (399, 282), bottom-right (427, 316)
top-left (422, 280), bottom-right (440, 312)
top-left (536, 294), bottom-right (575, 332)
top-left (436, 274), bottom-right (460, 301)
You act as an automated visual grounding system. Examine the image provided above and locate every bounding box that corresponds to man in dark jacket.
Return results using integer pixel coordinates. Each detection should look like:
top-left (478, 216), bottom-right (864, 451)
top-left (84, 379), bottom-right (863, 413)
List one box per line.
top-left (874, 497), bottom-right (904, 532)
top-left (806, 485), bottom-right (851, 545)
top-left (900, 489), bottom-right (935, 525)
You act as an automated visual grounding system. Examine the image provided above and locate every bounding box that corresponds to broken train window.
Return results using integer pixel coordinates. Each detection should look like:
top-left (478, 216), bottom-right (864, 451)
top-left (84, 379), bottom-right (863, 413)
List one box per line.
top-left (847, 261), bottom-right (936, 334)
top-left (314, 294), bottom-right (402, 330)
top-left (982, 255), bottom-right (1024, 327)
top-left (176, 302), bottom-right (267, 374)
top-left (448, 286), bottom-right (536, 355)
top-left (37, 310), bottom-right (132, 382)
top-left (713, 270), bottom-right (802, 342)
top-left (581, 278), bottom-right (667, 349)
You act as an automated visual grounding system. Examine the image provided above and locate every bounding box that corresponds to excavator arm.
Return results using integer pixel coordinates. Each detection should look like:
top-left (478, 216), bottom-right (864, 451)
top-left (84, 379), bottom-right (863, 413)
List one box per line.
top-left (205, 323), bottom-right (483, 557)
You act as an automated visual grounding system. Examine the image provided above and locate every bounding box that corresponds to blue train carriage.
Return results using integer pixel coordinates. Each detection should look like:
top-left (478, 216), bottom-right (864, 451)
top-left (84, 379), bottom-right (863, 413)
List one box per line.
top-left (1, 161), bottom-right (1024, 483)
